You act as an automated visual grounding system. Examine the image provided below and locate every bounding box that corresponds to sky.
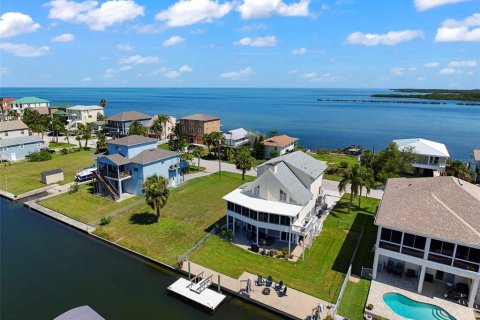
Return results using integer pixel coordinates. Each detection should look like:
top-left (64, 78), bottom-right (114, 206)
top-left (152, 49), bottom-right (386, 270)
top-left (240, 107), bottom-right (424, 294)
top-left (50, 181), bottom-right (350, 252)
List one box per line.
top-left (0, 0), bottom-right (479, 88)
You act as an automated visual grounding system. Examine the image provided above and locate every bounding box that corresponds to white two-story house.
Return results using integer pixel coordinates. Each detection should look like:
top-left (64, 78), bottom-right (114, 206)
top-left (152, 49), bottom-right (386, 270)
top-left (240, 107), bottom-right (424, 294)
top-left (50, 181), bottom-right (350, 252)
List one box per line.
top-left (393, 138), bottom-right (450, 176)
top-left (66, 105), bottom-right (104, 129)
top-left (223, 151), bottom-right (327, 257)
top-left (223, 128), bottom-right (250, 148)
top-left (372, 176), bottom-right (480, 307)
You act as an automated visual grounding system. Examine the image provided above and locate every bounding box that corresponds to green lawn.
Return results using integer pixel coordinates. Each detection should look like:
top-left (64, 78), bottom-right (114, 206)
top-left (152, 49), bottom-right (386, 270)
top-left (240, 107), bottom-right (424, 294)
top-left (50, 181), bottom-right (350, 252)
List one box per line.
top-left (338, 279), bottom-right (371, 320)
top-left (48, 142), bottom-right (77, 149)
top-left (39, 184), bottom-right (141, 224)
top-left (190, 195), bottom-right (380, 303)
top-left (0, 150), bottom-right (95, 195)
top-left (157, 143), bottom-right (170, 150)
top-left (94, 172), bottom-right (254, 266)
top-left (310, 152), bottom-right (358, 181)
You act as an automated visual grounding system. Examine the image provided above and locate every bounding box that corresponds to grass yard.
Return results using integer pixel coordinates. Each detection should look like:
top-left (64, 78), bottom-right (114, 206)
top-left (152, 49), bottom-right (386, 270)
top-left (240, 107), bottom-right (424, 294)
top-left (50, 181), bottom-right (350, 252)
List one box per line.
top-left (94, 172), bottom-right (254, 266)
top-left (39, 184), bottom-right (141, 225)
top-left (48, 142), bottom-right (77, 149)
top-left (157, 143), bottom-right (170, 150)
top-left (310, 152), bottom-right (358, 181)
top-left (338, 279), bottom-right (371, 320)
top-left (0, 150), bottom-right (94, 195)
top-left (190, 195), bottom-right (380, 303)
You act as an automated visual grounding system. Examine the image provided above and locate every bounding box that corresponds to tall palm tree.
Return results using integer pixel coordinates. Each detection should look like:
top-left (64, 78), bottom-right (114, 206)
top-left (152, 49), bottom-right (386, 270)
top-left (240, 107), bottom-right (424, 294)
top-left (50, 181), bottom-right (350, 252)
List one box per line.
top-left (209, 131), bottom-right (225, 159)
top-left (235, 146), bottom-right (255, 180)
top-left (82, 123), bottom-right (93, 149)
top-left (203, 132), bottom-right (213, 155)
top-left (129, 120), bottom-right (147, 136)
top-left (157, 114), bottom-right (171, 140)
top-left (150, 117), bottom-right (163, 140)
top-left (338, 164), bottom-right (364, 213)
top-left (142, 174), bottom-right (170, 222)
top-left (99, 99), bottom-right (107, 108)
top-left (192, 146), bottom-right (206, 170)
top-left (51, 117), bottom-right (64, 143)
top-left (61, 126), bottom-right (71, 152)
top-left (8, 109), bottom-right (20, 120)
top-left (358, 167), bottom-right (374, 207)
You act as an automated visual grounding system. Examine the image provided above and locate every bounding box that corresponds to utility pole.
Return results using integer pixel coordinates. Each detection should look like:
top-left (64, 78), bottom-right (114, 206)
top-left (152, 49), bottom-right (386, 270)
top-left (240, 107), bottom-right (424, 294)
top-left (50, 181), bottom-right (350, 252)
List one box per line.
top-left (218, 139), bottom-right (221, 176)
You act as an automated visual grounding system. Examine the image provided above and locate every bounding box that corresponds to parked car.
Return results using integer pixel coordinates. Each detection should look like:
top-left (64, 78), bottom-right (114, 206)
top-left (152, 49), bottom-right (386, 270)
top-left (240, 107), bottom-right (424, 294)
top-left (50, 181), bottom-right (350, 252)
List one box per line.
top-left (444, 283), bottom-right (469, 300)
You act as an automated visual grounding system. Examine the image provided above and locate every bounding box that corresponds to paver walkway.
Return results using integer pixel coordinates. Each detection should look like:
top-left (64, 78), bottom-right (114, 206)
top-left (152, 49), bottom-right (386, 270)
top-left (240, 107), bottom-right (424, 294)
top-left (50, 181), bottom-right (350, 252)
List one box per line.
top-left (182, 260), bottom-right (336, 320)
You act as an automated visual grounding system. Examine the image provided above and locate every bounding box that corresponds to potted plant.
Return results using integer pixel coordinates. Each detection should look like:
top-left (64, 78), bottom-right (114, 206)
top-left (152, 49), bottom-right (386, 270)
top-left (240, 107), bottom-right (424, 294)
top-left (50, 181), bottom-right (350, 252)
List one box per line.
top-left (366, 303), bottom-right (373, 310)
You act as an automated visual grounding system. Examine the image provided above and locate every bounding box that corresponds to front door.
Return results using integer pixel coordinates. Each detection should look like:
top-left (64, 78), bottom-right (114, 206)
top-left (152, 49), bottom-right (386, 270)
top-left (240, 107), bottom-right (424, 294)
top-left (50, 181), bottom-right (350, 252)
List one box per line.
top-left (10, 153), bottom-right (16, 161)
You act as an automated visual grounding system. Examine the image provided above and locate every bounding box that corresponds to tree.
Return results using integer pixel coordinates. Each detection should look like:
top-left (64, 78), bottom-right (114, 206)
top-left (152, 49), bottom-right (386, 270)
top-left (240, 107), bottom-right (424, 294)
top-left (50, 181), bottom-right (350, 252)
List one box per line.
top-left (168, 123), bottom-right (186, 151)
top-left (360, 150), bottom-right (376, 169)
top-left (267, 130), bottom-right (279, 138)
top-left (253, 135), bottom-right (265, 159)
top-left (157, 114), bottom-right (171, 140)
top-left (96, 132), bottom-right (107, 152)
top-left (223, 145), bottom-right (235, 161)
top-left (22, 108), bottom-right (41, 127)
top-left (142, 174), bottom-right (170, 222)
top-left (75, 133), bottom-right (82, 150)
top-left (338, 164), bottom-right (364, 213)
top-left (180, 152), bottom-right (194, 165)
top-left (7, 109), bottom-right (20, 120)
top-left (82, 123), bottom-right (93, 149)
top-left (99, 99), bottom-right (107, 108)
top-left (150, 117), bottom-right (163, 140)
top-left (373, 142), bottom-right (416, 179)
top-left (203, 132), bottom-right (213, 155)
top-left (61, 126), bottom-right (71, 152)
top-left (358, 167), bottom-right (374, 207)
top-left (235, 146), bottom-right (255, 180)
top-left (128, 120), bottom-right (147, 136)
top-left (209, 131), bottom-right (225, 159)
top-left (51, 117), bottom-right (64, 143)
top-left (97, 113), bottom-right (105, 121)
top-left (192, 146), bottom-right (206, 170)
top-left (445, 159), bottom-right (472, 181)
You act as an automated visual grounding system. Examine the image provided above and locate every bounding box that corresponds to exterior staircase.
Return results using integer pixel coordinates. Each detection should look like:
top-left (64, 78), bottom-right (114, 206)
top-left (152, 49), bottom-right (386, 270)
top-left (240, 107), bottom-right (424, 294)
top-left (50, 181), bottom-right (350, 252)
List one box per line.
top-left (93, 171), bottom-right (120, 200)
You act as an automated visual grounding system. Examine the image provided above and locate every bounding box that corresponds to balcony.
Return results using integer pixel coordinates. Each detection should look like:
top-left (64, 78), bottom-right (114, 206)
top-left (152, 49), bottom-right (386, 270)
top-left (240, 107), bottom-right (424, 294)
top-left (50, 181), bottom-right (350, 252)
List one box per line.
top-left (292, 216), bottom-right (317, 234)
top-left (99, 169), bottom-right (131, 179)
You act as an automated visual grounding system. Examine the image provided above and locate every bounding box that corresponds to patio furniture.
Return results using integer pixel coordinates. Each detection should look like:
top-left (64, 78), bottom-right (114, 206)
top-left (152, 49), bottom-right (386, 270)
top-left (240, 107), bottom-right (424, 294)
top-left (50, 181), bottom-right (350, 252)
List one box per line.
top-left (406, 269), bottom-right (416, 278)
top-left (274, 281), bottom-right (284, 291)
top-left (255, 275), bottom-right (264, 286)
top-left (278, 286), bottom-right (287, 297)
top-left (250, 243), bottom-right (259, 253)
top-left (262, 287), bottom-right (270, 295)
top-left (425, 273), bottom-right (434, 282)
top-left (265, 276), bottom-right (273, 287)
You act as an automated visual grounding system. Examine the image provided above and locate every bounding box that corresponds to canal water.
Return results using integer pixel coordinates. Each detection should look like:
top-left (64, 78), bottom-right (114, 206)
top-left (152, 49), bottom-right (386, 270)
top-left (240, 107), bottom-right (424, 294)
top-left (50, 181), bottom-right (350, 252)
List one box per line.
top-left (0, 198), bottom-right (282, 320)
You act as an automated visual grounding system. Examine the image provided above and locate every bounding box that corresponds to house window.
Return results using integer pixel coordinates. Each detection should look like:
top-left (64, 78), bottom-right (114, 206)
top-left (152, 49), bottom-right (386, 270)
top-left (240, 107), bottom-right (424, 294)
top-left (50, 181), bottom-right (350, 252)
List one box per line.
top-left (455, 245), bottom-right (480, 263)
top-left (269, 214), bottom-right (279, 224)
top-left (88, 115), bottom-right (92, 118)
top-left (182, 127), bottom-right (186, 133)
top-left (189, 120), bottom-right (194, 125)
top-left (5, 132), bottom-right (8, 136)
top-left (380, 228), bottom-right (402, 244)
top-left (189, 127), bottom-right (194, 134)
top-left (280, 190), bottom-right (287, 202)
top-left (429, 239), bottom-right (455, 257)
top-left (134, 167), bottom-right (139, 172)
top-left (280, 216), bottom-right (290, 226)
top-left (402, 233), bottom-right (426, 250)
top-left (198, 128), bottom-right (202, 133)
top-left (21, 130), bottom-right (24, 134)
top-left (249, 210), bottom-right (257, 220)
top-left (258, 212), bottom-right (268, 222)
top-left (254, 186), bottom-right (260, 196)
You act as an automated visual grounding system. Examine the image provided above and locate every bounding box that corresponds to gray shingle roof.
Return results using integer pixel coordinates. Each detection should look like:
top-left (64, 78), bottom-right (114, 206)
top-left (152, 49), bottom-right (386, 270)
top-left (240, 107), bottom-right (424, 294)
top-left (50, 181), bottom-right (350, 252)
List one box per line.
top-left (263, 151), bottom-right (327, 180)
top-left (0, 120), bottom-right (28, 132)
top-left (101, 154), bottom-right (130, 166)
top-left (375, 176), bottom-right (480, 246)
top-left (130, 149), bottom-right (180, 165)
top-left (0, 136), bottom-right (43, 148)
top-left (107, 111), bottom-right (151, 122)
top-left (108, 135), bottom-right (157, 147)
top-left (273, 162), bottom-right (313, 205)
top-left (180, 113), bottom-right (219, 121)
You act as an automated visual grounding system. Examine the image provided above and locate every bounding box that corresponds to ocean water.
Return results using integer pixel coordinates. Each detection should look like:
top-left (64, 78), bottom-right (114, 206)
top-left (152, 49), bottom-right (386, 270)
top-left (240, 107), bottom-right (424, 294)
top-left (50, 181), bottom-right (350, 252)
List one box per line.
top-left (1, 88), bottom-right (478, 159)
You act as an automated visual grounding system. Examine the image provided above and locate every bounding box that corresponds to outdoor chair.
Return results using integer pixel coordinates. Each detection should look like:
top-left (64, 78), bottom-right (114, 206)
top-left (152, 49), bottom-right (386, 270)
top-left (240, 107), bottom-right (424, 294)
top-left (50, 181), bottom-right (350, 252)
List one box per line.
top-left (278, 286), bottom-right (287, 297)
top-left (406, 269), bottom-right (416, 278)
top-left (255, 274), bottom-right (264, 286)
top-left (265, 275), bottom-right (273, 287)
top-left (274, 281), bottom-right (283, 291)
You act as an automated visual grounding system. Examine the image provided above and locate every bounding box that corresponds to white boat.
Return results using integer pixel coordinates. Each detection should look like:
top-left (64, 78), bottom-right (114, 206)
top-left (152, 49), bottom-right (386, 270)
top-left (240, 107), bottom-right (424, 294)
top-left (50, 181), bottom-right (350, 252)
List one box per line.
top-left (75, 164), bottom-right (97, 181)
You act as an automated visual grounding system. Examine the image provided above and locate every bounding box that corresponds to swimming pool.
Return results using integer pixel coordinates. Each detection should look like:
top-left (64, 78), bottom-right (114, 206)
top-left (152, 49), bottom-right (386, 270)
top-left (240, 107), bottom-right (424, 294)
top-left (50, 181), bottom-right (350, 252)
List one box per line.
top-left (383, 293), bottom-right (456, 320)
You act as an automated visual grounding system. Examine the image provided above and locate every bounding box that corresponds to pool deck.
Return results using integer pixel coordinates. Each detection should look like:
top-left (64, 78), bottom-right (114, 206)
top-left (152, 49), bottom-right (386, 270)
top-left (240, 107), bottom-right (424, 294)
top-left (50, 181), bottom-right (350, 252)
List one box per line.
top-left (366, 279), bottom-right (476, 320)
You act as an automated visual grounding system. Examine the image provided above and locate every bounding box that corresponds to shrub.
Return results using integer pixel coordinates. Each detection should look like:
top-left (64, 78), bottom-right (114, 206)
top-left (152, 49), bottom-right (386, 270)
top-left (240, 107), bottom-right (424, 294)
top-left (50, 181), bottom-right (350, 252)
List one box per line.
top-left (339, 161), bottom-right (349, 168)
top-left (100, 216), bottom-right (111, 225)
top-left (69, 182), bottom-right (79, 194)
top-left (367, 303), bottom-right (374, 310)
top-left (324, 315), bottom-right (334, 320)
top-left (27, 149), bottom-right (52, 162)
top-left (316, 148), bottom-right (329, 155)
top-left (60, 148), bottom-right (69, 155)
top-left (326, 165), bottom-right (339, 174)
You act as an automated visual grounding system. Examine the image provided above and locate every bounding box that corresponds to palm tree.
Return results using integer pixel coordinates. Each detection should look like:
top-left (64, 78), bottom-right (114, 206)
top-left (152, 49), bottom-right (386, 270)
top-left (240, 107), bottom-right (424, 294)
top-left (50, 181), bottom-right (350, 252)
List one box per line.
top-left (61, 126), bottom-right (71, 152)
top-left (209, 131), bottom-right (225, 159)
top-left (445, 159), bottom-right (472, 181)
top-left (358, 167), bottom-right (374, 207)
top-left (142, 174), bottom-right (170, 222)
top-left (82, 123), bottom-right (93, 149)
top-left (157, 114), bottom-right (171, 140)
top-left (150, 117), bottom-right (163, 140)
top-left (99, 99), bottom-right (107, 108)
top-left (96, 132), bottom-right (107, 152)
top-left (0, 97), bottom-right (3, 120)
top-left (129, 120), bottom-right (147, 136)
top-left (51, 117), bottom-right (64, 143)
top-left (223, 145), bottom-right (234, 162)
top-left (192, 146), bottom-right (206, 170)
top-left (235, 146), bottom-right (255, 180)
top-left (8, 109), bottom-right (20, 120)
top-left (338, 164), bottom-right (364, 213)
top-left (203, 132), bottom-right (213, 155)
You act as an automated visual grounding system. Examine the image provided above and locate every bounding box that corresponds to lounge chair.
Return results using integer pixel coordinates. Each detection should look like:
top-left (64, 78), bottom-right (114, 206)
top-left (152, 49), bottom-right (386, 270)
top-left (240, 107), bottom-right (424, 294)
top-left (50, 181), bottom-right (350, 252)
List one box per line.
top-left (255, 274), bottom-right (264, 286)
top-left (265, 275), bottom-right (273, 287)
top-left (274, 281), bottom-right (283, 291)
top-left (278, 286), bottom-right (287, 297)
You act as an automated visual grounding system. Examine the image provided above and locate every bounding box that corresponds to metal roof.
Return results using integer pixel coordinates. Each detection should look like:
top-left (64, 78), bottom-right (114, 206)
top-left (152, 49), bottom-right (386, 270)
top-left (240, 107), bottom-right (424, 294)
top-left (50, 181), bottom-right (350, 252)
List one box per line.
top-left (261, 151), bottom-right (327, 181)
top-left (224, 128), bottom-right (249, 141)
top-left (393, 138), bottom-right (450, 157)
top-left (0, 136), bottom-right (44, 148)
top-left (10, 97), bottom-right (49, 104)
top-left (0, 120), bottom-right (28, 132)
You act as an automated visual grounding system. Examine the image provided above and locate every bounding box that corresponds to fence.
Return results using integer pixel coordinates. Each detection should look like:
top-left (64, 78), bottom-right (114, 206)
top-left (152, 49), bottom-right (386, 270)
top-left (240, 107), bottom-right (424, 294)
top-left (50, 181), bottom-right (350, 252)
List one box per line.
top-left (177, 228), bottom-right (216, 266)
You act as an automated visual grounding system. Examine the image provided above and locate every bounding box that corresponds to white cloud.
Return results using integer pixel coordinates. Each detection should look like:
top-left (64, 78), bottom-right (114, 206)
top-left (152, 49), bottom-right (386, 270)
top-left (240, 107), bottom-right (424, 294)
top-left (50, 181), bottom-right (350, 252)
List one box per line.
top-left (424, 61), bottom-right (439, 68)
top-left (179, 65), bottom-right (193, 72)
top-left (104, 65), bottom-right (133, 78)
top-left (220, 67), bottom-right (255, 80)
top-left (237, 23), bottom-right (267, 32)
top-left (119, 54), bottom-right (159, 65)
top-left (417, 76), bottom-right (427, 81)
top-left (289, 69), bottom-right (298, 74)
top-left (82, 76), bottom-right (92, 82)
top-left (116, 43), bottom-right (133, 51)
top-left (237, 0), bottom-right (310, 19)
top-left (234, 36), bottom-right (277, 47)
top-left (391, 67), bottom-right (405, 76)
top-left (150, 65), bottom-right (193, 78)
top-left (190, 28), bottom-right (205, 34)
top-left (0, 12), bottom-right (40, 38)
top-left (414, 0), bottom-right (470, 11)
top-left (347, 29), bottom-right (424, 46)
top-left (0, 67), bottom-right (8, 76)
top-left (163, 35), bottom-right (186, 47)
top-left (292, 47), bottom-right (307, 55)
top-left (447, 60), bottom-right (477, 67)
top-left (51, 33), bottom-right (75, 42)
top-left (45, 0), bottom-right (144, 31)
top-left (302, 72), bottom-right (318, 79)
top-left (155, 0), bottom-right (232, 27)
top-left (439, 67), bottom-right (459, 74)
top-left (0, 42), bottom-right (49, 57)
top-left (435, 13), bottom-right (480, 42)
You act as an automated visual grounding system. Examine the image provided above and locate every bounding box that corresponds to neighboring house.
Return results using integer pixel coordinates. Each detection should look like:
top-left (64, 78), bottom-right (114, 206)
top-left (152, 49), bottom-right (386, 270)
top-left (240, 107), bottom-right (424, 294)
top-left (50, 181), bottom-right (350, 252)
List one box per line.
top-left (393, 138), bottom-right (450, 176)
top-left (372, 176), bottom-right (480, 308)
top-left (95, 135), bottom-right (184, 200)
top-left (49, 104), bottom-right (72, 118)
top-left (1, 97), bottom-right (15, 121)
top-left (261, 135), bottom-right (298, 159)
top-left (10, 97), bottom-right (50, 116)
top-left (0, 120), bottom-right (29, 139)
top-left (93, 120), bottom-right (106, 133)
top-left (179, 113), bottom-right (221, 144)
top-left (66, 105), bottom-right (104, 129)
top-left (224, 128), bottom-right (250, 148)
top-left (223, 151), bottom-right (327, 257)
top-left (0, 136), bottom-right (45, 161)
top-left (145, 115), bottom-right (176, 140)
top-left (470, 149), bottom-right (480, 184)
top-left (106, 111), bottom-right (151, 137)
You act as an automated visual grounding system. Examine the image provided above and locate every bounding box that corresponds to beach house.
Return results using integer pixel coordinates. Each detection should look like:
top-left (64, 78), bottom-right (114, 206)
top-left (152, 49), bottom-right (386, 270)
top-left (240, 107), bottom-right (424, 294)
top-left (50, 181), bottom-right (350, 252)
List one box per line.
top-left (393, 138), bottom-right (450, 176)
top-left (1, 97), bottom-right (15, 120)
top-left (223, 151), bottom-right (327, 257)
top-left (66, 105), bottom-right (104, 129)
top-left (0, 120), bottom-right (44, 161)
top-left (372, 176), bottom-right (480, 308)
top-left (106, 111), bottom-right (151, 137)
top-left (95, 135), bottom-right (184, 200)
top-left (223, 128), bottom-right (250, 148)
top-left (0, 120), bottom-right (29, 139)
top-left (9, 97), bottom-right (50, 117)
top-left (261, 135), bottom-right (298, 159)
top-left (145, 115), bottom-right (176, 140)
top-left (179, 114), bottom-right (221, 144)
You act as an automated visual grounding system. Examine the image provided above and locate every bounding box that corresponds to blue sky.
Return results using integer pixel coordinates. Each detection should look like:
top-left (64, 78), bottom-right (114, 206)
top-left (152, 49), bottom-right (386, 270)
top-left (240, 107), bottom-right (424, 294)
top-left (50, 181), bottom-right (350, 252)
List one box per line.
top-left (0, 0), bottom-right (479, 88)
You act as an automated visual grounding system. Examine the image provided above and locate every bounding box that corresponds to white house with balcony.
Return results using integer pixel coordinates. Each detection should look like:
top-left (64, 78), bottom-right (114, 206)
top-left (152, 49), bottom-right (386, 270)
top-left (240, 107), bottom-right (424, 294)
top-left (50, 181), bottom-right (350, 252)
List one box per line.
top-left (66, 105), bottom-right (104, 128)
top-left (223, 151), bottom-right (327, 257)
top-left (372, 176), bottom-right (480, 308)
top-left (393, 138), bottom-right (450, 176)
top-left (223, 128), bottom-right (250, 148)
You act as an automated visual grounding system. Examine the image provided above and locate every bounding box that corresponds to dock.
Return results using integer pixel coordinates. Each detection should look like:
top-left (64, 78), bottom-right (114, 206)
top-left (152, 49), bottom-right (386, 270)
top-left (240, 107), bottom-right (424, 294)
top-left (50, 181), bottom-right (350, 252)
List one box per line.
top-left (167, 276), bottom-right (226, 312)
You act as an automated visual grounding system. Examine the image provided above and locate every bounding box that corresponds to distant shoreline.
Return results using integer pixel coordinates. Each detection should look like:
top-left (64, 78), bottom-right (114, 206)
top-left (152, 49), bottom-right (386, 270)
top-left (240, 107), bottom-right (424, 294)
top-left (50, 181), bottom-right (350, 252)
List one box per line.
top-left (371, 88), bottom-right (480, 103)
